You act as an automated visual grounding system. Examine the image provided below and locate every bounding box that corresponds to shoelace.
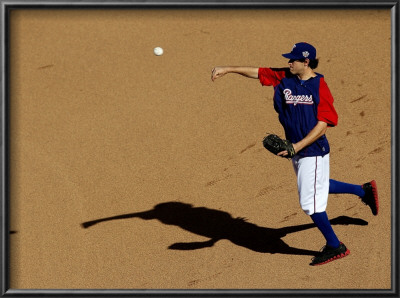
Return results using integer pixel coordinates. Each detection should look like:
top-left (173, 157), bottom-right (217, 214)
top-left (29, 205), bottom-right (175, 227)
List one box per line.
top-left (311, 245), bottom-right (328, 261)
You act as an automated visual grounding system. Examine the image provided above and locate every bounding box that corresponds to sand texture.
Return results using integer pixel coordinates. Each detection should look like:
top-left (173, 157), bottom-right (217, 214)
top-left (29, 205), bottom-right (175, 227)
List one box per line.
top-left (8, 9), bottom-right (391, 289)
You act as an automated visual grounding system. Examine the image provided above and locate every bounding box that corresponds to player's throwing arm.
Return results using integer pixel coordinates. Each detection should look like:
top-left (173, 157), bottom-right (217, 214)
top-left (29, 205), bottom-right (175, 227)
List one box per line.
top-left (211, 66), bottom-right (259, 81)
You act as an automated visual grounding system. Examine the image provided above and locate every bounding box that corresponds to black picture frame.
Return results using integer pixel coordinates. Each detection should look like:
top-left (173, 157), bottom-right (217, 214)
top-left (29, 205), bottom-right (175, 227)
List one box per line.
top-left (1, 0), bottom-right (399, 297)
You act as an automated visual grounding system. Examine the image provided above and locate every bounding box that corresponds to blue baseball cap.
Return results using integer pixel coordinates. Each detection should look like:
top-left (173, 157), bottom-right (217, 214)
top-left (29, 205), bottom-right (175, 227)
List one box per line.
top-left (282, 42), bottom-right (317, 60)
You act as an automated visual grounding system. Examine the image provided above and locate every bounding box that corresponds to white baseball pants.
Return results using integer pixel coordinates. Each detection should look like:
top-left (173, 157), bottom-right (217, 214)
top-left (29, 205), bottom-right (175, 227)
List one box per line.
top-left (291, 154), bottom-right (330, 215)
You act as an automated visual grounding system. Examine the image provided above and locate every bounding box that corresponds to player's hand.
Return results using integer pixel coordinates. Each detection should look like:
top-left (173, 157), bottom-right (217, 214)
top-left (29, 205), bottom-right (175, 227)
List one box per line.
top-left (211, 67), bottom-right (227, 81)
top-left (277, 150), bottom-right (289, 157)
top-left (277, 143), bottom-right (299, 157)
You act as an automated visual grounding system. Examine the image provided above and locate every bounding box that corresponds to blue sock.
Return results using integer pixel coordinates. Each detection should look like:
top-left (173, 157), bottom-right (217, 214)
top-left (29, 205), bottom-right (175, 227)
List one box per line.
top-left (310, 212), bottom-right (340, 248)
top-left (329, 179), bottom-right (365, 197)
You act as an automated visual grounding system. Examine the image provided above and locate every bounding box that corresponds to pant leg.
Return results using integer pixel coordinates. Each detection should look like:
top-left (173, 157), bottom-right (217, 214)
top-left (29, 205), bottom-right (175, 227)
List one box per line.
top-left (292, 154), bottom-right (330, 215)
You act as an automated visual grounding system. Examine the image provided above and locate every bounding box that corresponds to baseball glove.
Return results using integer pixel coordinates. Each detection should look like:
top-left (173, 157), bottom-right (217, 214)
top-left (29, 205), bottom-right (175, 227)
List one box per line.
top-left (262, 134), bottom-right (295, 158)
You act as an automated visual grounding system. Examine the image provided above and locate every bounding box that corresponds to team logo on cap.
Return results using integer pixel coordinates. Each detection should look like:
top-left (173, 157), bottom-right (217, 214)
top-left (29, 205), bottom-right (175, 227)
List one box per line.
top-left (302, 51), bottom-right (309, 58)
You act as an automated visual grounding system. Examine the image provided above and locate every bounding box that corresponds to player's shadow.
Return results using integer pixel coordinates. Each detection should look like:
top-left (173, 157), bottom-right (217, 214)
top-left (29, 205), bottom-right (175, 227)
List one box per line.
top-left (81, 201), bottom-right (368, 256)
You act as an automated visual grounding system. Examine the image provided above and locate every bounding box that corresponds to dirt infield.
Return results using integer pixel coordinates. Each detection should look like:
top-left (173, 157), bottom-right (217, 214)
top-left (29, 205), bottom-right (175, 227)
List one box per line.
top-left (8, 8), bottom-right (391, 289)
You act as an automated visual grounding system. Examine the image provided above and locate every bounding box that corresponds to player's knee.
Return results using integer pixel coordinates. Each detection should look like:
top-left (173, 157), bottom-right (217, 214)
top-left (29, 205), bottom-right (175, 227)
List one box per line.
top-left (301, 206), bottom-right (313, 215)
top-left (299, 198), bottom-right (328, 215)
top-left (299, 202), bottom-right (324, 215)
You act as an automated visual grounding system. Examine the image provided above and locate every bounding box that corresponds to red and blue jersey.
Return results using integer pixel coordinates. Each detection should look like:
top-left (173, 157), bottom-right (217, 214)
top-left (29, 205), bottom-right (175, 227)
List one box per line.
top-left (258, 67), bottom-right (338, 157)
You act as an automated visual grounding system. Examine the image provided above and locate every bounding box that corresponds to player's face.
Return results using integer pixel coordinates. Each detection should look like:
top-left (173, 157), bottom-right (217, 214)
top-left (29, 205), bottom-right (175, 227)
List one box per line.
top-left (288, 59), bottom-right (307, 75)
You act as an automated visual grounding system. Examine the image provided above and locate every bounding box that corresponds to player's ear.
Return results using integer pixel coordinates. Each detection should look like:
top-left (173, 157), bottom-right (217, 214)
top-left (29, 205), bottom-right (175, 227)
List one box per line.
top-left (304, 58), bottom-right (310, 66)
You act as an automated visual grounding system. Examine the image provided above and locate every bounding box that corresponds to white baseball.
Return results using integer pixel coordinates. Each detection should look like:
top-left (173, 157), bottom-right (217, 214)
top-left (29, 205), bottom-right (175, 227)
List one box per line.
top-left (154, 47), bottom-right (163, 56)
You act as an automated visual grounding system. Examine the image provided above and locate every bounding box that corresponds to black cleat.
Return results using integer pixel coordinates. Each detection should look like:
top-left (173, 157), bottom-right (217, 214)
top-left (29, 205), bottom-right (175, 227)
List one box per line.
top-left (310, 242), bottom-right (350, 266)
top-left (361, 180), bottom-right (379, 216)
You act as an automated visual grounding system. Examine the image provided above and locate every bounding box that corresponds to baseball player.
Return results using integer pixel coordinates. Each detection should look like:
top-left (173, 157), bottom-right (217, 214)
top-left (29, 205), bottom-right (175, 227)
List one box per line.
top-left (211, 42), bottom-right (379, 266)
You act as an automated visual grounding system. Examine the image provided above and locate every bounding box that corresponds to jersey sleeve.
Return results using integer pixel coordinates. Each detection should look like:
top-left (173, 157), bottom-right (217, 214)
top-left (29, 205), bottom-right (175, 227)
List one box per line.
top-left (317, 77), bottom-right (338, 127)
top-left (258, 67), bottom-right (288, 87)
